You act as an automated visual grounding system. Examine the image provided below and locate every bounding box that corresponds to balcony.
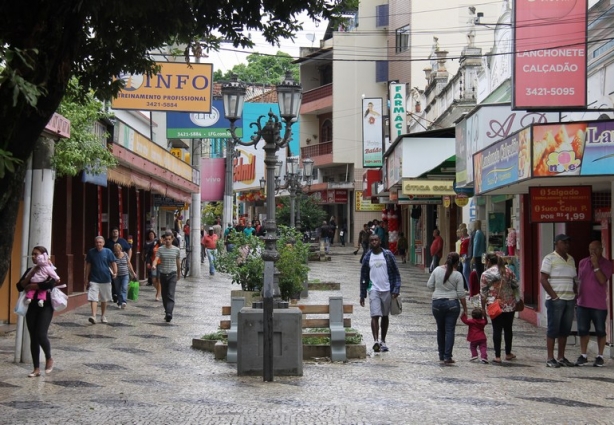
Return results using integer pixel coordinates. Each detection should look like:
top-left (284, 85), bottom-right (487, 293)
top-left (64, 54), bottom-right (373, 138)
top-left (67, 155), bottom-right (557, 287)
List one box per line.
top-left (301, 141), bottom-right (333, 166)
top-left (301, 84), bottom-right (332, 114)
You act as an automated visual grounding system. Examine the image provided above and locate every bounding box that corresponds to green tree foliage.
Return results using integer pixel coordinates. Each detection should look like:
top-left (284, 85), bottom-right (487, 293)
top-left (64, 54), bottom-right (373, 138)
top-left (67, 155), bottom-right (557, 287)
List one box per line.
top-left (53, 78), bottom-right (117, 177)
top-left (276, 194), bottom-right (327, 231)
top-left (202, 202), bottom-right (224, 226)
top-left (0, 0), bottom-right (342, 287)
top-left (213, 51), bottom-right (299, 84)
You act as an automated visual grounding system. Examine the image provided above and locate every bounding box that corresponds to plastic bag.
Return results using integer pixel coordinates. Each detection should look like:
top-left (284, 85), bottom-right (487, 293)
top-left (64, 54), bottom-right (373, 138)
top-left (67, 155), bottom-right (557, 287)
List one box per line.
top-left (391, 297), bottom-right (402, 315)
top-left (51, 284), bottom-right (68, 311)
top-left (14, 292), bottom-right (28, 316)
top-left (127, 281), bottom-right (140, 301)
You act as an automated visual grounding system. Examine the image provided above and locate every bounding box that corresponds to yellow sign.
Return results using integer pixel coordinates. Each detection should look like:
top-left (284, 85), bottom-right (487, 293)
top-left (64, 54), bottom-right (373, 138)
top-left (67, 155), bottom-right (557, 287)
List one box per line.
top-left (115, 122), bottom-right (193, 182)
top-left (455, 194), bottom-right (469, 207)
top-left (443, 196), bottom-right (451, 208)
top-left (355, 190), bottom-right (383, 212)
top-left (112, 62), bottom-right (213, 113)
top-left (402, 179), bottom-right (456, 196)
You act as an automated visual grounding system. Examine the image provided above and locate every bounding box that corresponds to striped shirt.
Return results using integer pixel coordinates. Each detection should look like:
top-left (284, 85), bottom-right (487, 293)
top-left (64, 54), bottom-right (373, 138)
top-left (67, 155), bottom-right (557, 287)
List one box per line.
top-left (156, 245), bottom-right (180, 274)
top-left (541, 251), bottom-right (577, 300)
top-left (115, 254), bottom-right (130, 277)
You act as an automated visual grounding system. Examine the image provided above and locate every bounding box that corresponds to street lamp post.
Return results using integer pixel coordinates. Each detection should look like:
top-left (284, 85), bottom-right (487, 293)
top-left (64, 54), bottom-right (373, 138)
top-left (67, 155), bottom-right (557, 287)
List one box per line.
top-left (283, 157), bottom-right (313, 230)
top-left (222, 72), bottom-right (302, 382)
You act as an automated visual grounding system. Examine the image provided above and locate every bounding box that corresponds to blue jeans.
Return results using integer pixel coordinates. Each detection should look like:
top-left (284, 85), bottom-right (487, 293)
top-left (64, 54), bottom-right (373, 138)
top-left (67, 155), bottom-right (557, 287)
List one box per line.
top-left (545, 298), bottom-right (575, 339)
top-left (113, 274), bottom-right (129, 305)
top-left (206, 248), bottom-right (217, 274)
top-left (576, 305), bottom-right (607, 337)
top-left (432, 298), bottom-right (461, 361)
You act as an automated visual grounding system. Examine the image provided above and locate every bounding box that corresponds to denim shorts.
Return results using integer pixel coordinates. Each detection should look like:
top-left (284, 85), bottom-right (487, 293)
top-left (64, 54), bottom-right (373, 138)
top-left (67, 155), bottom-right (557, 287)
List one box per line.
top-left (545, 298), bottom-right (575, 339)
top-left (576, 305), bottom-right (607, 337)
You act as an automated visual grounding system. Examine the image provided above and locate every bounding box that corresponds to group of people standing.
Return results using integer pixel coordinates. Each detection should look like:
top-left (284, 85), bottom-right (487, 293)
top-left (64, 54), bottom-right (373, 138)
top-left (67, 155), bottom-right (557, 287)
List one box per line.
top-left (426, 227), bottom-right (610, 368)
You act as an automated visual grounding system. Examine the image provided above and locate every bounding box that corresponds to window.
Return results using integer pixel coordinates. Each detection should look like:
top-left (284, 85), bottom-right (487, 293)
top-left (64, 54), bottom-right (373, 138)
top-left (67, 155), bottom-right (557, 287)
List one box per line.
top-left (376, 4), bottom-right (389, 28)
top-left (396, 25), bottom-right (410, 53)
top-left (376, 61), bottom-right (389, 83)
top-left (321, 119), bottom-right (333, 142)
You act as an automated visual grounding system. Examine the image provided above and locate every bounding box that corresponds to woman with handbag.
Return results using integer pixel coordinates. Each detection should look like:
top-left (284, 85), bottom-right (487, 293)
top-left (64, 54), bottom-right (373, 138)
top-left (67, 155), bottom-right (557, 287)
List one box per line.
top-left (481, 252), bottom-right (518, 364)
top-left (15, 246), bottom-right (58, 377)
top-left (427, 252), bottom-right (467, 364)
top-left (113, 243), bottom-right (136, 309)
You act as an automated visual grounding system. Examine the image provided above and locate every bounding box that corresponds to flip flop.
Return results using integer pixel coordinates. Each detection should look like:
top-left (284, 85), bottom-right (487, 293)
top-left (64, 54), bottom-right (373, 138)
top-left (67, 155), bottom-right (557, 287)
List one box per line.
top-left (505, 354), bottom-right (517, 360)
top-left (492, 359), bottom-right (502, 364)
top-left (28, 371), bottom-right (41, 377)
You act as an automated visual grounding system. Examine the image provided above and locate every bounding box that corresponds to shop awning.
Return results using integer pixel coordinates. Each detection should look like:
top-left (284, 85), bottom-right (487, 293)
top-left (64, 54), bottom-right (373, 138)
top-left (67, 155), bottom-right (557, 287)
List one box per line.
top-left (403, 139), bottom-right (456, 179)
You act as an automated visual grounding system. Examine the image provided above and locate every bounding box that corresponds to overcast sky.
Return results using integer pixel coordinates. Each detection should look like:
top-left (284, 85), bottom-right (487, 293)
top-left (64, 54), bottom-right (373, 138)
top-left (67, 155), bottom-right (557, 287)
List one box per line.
top-left (208, 15), bottom-right (328, 73)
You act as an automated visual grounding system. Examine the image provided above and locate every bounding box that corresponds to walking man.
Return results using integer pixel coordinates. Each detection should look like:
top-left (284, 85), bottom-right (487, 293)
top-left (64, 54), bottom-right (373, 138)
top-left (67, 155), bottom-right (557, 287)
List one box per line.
top-left (429, 229), bottom-right (443, 272)
top-left (360, 234), bottom-right (401, 352)
top-left (153, 231), bottom-right (181, 323)
top-left (354, 223), bottom-right (370, 260)
top-left (540, 234), bottom-right (577, 368)
top-left (85, 236), bottom-right (117, 325)
top-left (202, 227), bottom-right (219, 276)
top-left (575, 240), bottom-right (612, 367)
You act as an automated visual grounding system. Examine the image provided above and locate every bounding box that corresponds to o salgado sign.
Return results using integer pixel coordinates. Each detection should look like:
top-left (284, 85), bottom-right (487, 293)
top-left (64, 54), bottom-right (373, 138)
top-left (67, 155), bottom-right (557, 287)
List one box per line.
top-left (513, 0), bottom-right (587, 110)
top-left (389, 84), bottom-right (407, 142)
top-left (362, 98), bottom-right (384, 168)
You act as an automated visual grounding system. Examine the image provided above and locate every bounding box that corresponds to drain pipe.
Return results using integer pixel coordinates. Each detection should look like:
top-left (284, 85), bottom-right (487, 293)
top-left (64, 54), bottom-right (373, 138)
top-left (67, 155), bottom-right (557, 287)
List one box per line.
top-left (14, 156), bottom-right (33, 363)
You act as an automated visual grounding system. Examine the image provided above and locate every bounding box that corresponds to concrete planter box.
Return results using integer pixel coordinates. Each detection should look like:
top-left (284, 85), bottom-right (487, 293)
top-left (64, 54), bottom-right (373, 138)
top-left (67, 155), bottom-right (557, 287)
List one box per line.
top-left (194, 339), bottom-right (366, 361)
top-left (192, 338), bottom-right (219, 352)
top-left (303, 343), bottom-right (366, 360)
top-left (230, 290), bottom-right (261, 307)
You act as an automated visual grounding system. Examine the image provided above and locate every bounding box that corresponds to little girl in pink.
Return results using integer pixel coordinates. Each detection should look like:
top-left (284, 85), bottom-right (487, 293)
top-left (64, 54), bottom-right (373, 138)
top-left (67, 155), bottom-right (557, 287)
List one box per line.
top-left (25, 252), bottom-right (60, 307)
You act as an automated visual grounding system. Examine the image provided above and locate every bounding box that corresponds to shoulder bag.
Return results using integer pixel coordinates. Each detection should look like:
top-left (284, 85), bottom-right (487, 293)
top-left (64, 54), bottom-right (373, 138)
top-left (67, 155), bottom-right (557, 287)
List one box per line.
top-left (487, 300), bottom-right (503, 319)
top-left (51, 284), bottom-right (68, 311)
top-left (391, 297), bottom-right (402, 315)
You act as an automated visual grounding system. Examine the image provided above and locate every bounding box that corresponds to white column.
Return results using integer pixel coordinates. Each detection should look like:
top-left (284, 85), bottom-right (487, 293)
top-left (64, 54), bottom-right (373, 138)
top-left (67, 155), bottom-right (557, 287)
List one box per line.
top-left (190, 140), bottom-right (202, 277)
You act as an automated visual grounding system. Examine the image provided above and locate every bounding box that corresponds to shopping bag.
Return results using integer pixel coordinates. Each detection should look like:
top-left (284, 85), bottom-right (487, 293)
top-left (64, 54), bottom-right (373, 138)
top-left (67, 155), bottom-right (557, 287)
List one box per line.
top-left (391, 297), bottom-right (402, 315)
top-left (487, 300), bottom-right (503, 319)
top-left (14, 292), bottom-right (28, 316)
top-left (50, 284), bottom-right (68, 311)
top-left (127, 281), bottom-right (140, 301)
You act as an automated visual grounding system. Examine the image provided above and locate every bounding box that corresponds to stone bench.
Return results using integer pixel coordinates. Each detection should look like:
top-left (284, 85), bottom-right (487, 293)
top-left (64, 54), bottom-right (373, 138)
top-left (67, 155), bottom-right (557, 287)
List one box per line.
top-left (219, 296), bottom-right (358, 362)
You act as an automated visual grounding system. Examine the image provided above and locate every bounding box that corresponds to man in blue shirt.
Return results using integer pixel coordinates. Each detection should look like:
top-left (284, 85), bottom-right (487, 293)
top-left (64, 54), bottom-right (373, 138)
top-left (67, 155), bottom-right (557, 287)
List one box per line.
top-left (360, 234), bottom-right (401, 353)
top-left (85, 236), bottom-right (117, 325)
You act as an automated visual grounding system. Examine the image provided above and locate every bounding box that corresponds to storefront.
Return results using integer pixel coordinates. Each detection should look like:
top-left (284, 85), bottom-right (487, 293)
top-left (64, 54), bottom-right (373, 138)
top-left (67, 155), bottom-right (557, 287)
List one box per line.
top-left (472, 120), bottom-right (614, 336)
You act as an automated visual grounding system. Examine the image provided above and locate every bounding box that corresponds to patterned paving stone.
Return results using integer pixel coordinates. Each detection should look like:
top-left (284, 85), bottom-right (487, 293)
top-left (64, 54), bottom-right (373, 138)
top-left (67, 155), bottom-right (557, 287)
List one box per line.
top-left (47, 380), bottom-right (102, 388)
top-left (111, 347), bottom-right (151, 355)
top-left (84, 363), bottom-right (129, 371)
top-left (519, 397), bottom-right (608, 408)
top-left (1, 401), bottom-right (57, 409)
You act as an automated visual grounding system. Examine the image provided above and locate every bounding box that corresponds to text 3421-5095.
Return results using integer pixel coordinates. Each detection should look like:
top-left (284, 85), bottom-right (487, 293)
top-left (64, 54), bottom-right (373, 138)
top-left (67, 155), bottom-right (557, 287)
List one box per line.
top-left (525, 88), bottom-right (575, 96)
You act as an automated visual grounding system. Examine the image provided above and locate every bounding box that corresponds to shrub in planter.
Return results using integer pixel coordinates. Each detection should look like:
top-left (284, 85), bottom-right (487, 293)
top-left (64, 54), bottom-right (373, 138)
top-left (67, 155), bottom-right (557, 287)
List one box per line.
top-left (214, 232), bottom-right (264, 292)
top-left (277, 226), bottom-right (309, 301)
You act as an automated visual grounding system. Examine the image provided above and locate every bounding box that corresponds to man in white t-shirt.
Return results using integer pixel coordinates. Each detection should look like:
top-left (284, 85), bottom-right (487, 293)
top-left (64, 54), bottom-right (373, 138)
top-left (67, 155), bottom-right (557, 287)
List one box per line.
top-left (540, 234), bottom-right (577, 368)
top-left (360, 234), bottom-right (401, 353)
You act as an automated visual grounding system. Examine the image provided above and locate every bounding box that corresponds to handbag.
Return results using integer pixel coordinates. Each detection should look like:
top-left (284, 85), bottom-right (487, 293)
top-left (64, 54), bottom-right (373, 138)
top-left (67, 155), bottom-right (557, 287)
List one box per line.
top-left (514, 298), bottom-right (525, 312)
top-left (487, 300), bottom-right (503, 319)
top-left (391, 297), bottom-right (402, 315)
top-left (14, 292), bottom-right (28, 316)
top-left (51, 284), bottom-right (68, 311)
top-left (127, 281), bottom-right (140, 301)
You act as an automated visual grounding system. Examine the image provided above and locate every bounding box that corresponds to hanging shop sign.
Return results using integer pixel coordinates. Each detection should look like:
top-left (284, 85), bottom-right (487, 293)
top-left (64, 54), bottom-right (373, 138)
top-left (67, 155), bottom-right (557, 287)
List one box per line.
top-left (153, 195), bottom-right (185, 208)
top-left (313, 189), bottom-right (348, 204)
top-left (389, 83), bottom-right (407, 142)
top-left (166, 99), bottom-right (243, 138)
top-left (362, 98), bottom-right (384, 168)
top-left (401, 179), bottom-right (456, 196)
top-left (513, 0), bottom-right (587, 110)
top-left (112, 62), bottom-right (214, 113)
top-left (355, 190), bottom-right (383, 211)
top-left (529, 186), bottom-right (591, 223)
top-left (455, 193), bottom-right (469, 207)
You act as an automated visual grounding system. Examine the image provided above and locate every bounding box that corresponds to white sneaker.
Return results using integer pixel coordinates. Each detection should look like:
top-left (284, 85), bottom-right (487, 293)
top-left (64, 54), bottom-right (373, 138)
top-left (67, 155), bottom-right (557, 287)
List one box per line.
top-left (100, 316), bottom-right (108, 324)
top-left (38, 300), bottom-right (45, 307)
top-left (88, 316), bottom-right (96, 325)
top-left (121, 303), bottom-right (127, 309)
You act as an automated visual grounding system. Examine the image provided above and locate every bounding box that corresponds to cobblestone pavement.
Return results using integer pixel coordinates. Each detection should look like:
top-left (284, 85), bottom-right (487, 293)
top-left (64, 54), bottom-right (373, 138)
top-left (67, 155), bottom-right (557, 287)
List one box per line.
top-left (1, 246), bottom-right (614, 424)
